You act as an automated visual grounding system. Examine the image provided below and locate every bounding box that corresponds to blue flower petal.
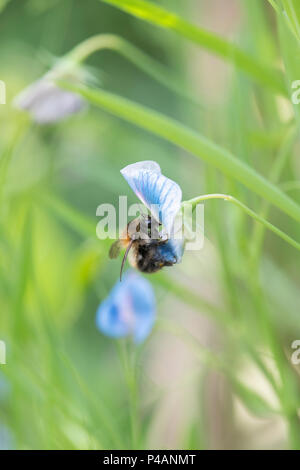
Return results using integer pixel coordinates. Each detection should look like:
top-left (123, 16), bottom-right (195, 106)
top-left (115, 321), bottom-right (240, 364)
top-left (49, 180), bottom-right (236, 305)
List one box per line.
top-left (96, 271), bottom-right (155, 343)
top-left (121, 161), bottom-right (182, 236)
top-left (157, 238), bottom-right (184, 265)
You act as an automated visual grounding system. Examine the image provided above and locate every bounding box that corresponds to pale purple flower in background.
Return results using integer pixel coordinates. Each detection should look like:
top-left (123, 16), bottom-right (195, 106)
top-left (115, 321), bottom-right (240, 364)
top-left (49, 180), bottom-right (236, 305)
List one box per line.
top-left (13, 60), bottom-right (86, 124)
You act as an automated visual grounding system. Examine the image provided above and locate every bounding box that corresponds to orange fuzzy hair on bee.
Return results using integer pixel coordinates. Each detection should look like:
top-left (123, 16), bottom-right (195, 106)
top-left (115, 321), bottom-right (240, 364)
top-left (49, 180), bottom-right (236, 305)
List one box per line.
top-left (119, 226), bottom-right (131, 247)
top-left (108, 224), bottom-right (138, 280)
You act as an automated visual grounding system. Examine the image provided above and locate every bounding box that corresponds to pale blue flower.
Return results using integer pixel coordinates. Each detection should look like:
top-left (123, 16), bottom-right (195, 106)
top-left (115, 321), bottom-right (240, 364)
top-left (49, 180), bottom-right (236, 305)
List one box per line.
top-left (96, 271), bottom-right (155, 343)
top-left (121, 160), bottom-right (182, 237)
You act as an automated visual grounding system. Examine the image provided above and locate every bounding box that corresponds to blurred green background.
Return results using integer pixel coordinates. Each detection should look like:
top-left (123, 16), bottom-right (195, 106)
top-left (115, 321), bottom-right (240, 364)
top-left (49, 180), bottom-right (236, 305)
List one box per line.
top-left (0, 0), bottom-right (300, 450)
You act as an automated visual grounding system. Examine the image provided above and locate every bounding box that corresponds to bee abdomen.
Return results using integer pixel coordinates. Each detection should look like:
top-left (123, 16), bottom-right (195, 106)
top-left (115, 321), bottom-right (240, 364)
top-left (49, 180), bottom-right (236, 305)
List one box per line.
top-left (136, 243), bottom-right (175, 274)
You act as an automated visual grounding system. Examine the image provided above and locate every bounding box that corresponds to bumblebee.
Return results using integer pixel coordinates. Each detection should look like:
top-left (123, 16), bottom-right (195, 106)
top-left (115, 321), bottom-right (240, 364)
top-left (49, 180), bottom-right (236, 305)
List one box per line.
top-left (109, 215), bottom-right (181, 280)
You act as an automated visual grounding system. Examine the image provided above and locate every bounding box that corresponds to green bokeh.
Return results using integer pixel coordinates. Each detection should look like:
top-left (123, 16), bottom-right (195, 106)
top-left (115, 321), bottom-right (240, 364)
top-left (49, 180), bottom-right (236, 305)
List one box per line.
top-left (0, 0), bottom-right (300, 450)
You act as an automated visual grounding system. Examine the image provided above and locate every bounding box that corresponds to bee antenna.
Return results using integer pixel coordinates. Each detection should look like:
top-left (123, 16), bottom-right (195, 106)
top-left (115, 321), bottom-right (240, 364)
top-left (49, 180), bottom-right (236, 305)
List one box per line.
top-left (120, 239), bottom-right (134, 282)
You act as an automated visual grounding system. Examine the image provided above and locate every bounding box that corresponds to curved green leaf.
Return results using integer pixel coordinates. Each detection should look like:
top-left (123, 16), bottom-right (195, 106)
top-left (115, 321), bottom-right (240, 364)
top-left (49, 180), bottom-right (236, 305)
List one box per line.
top-left (68, 34), bottom-right (200, 105)
top-left (59, 81), bottom-right (300, 224)
top-left (102, 0), bottom-right (286, 95)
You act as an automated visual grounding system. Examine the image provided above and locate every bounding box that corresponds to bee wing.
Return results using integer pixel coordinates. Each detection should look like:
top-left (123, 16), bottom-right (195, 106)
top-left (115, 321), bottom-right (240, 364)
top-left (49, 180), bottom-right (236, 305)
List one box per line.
top-left (109, 240), bottom-right (122, 259)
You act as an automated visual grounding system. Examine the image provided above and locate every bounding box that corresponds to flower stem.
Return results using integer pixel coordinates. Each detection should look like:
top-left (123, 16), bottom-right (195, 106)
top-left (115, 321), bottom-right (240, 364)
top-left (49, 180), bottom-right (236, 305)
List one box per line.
top-left (0, 114), bottom-right (31, 206)
top-left (250, 126), bottom-right (297, 270)
top-left (68, 33), bottom-right (200, 105)
top-left (117, 341), bottom-right (139, 449)
top-left (183, 193), bottom-right (300, 252)
top-left (280, 180), bottom-right (300, 192)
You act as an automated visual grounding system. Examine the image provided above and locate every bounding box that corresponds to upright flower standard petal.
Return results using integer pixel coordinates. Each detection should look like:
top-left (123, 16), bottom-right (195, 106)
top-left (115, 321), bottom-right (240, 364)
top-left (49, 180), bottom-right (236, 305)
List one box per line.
top-left (121, 161), bottom-right (182, 237)
top-left (96, 271), bottom-right (155, 343)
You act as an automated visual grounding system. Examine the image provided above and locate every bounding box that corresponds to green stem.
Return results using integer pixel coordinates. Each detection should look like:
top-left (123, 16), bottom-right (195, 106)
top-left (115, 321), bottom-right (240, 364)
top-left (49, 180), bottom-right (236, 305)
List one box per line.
top-left (117, 341), bottom-right (139, 449)
top-left (280, 180), bottom-right (300, 192)
top-left (68, 33), bottom-right (199, 104)
top-left (102, 0), bottom-right (287, 95)
top-left (183, 193), bottom-right (300, 251)
top-left (267, 0), bottom-right (280, 13)
top-left (0, 114), bottom-right (30, 205)
top-left (249, 276), bottom-right (300, 450)
top-left (281, 0), bottom-right (300, 42)
top-left (186, 188), bottom-right (282, 397)
top-left (250, 126), bottom-right (297, 268)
